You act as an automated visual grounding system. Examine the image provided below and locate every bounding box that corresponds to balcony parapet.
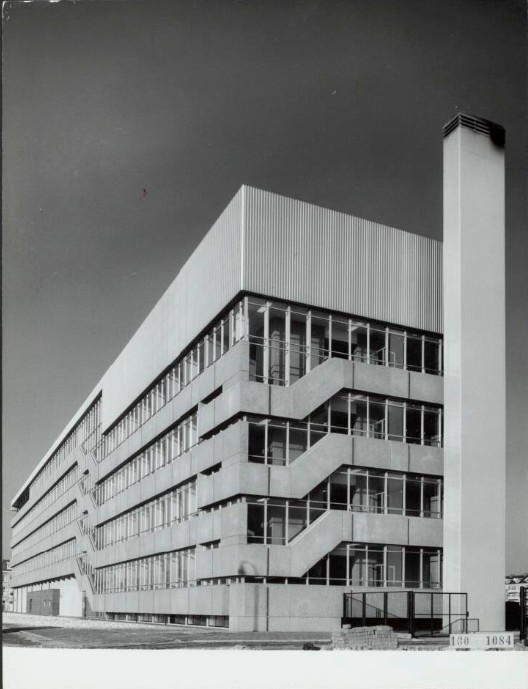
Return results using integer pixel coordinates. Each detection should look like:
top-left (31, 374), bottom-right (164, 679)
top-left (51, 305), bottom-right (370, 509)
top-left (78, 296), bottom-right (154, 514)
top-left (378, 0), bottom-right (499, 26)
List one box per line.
top-left (197, 511), bottom-right (442, 580)
top-left (198, 357), bottom-right (443, 439)
top-left (198, 431), bottom-right (443, 509)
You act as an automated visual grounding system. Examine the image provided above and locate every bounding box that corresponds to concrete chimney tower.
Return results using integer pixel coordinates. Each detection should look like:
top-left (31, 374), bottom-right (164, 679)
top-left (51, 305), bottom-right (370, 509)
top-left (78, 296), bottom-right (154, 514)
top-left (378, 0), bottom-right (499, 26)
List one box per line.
top-left (442, 114), bottom-right (506, 631)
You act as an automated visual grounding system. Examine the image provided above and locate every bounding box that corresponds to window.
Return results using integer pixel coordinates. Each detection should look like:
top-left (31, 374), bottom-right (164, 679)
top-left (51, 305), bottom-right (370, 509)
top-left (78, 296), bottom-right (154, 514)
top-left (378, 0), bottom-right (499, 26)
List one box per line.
top-left (247, 502), bottom-right (265, 543)
top-left (306, 544), bottom-right (443, 588)
top-left (246, 297), bottom-right (442, 386)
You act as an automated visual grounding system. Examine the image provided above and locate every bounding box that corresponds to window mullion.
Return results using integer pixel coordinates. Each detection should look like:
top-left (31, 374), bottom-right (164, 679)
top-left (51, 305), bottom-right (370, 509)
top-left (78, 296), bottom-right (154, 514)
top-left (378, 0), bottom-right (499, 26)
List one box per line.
top-left (263, 303), bottom-right (270, 384)
top-left (285, 307), bottom-right (291, 387)
top-left (306, 310), bottom-right (312, 374)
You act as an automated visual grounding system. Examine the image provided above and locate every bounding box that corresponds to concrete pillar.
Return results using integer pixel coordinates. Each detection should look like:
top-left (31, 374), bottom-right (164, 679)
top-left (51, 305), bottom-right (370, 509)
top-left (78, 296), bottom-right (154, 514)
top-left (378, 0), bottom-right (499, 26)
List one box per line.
top-left (442, 114), bottom-right (506, 631)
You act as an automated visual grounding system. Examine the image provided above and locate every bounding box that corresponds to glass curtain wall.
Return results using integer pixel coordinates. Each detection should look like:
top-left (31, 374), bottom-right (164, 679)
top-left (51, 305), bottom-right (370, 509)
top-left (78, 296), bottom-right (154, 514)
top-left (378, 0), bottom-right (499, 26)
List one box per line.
top-left (305, 544), bottom-right (442, 588)
top-left (309, 468), bottom-right (442, 518)
top-left (310, 394), bottom-right (442, 445)
top-left (91, 296), bottom-right (441, 465)
top-left (247, 297), bottom-right (443, 386)
top-left (247, 470), bottom-right (442, 544)
top-left (247, 395), bottom-right (442, 468)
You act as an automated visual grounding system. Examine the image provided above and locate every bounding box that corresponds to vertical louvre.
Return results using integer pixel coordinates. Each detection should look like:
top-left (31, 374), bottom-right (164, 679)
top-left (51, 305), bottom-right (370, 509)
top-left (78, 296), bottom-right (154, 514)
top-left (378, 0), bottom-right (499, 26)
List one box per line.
top-left (242, 187), bottom-right (442, 333)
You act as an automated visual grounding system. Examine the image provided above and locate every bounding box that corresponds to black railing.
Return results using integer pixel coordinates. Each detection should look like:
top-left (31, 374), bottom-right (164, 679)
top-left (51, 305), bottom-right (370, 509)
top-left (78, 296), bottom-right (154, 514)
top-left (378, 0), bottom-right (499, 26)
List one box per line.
top-left (343, 591), bottom-right (472, 637)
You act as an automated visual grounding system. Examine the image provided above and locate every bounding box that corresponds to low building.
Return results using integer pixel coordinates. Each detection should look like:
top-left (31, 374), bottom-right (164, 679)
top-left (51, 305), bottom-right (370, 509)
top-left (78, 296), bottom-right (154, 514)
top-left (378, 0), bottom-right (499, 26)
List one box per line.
top-left (2, 559), bottom-right (14, 612)
top-left (505, 575), bottom-right (528, 603)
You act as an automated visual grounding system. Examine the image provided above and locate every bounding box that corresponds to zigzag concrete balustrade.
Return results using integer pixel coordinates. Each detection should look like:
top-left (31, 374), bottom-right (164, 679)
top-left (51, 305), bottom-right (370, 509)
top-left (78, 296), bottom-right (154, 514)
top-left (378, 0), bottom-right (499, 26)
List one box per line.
top-left (12, 344), bottom-right (445, 611)
top-left (97, 340), bottom-right (251, 482)
top-left (197, 510), bottom-right (442, 580)
top-left (197, 432), bottom-right (443, 508)
top-left (10, 520), bottom-right (79, 569)
top-left (94, 421), bottom-right (246, 525)
top-left (10, 445), bottom-right (84, 532)
top-left (198, 356), bottom-right (443, 438)
top-left (10, 441), bottom-right (99, 550)
top-left (11, 477), bottom-right (81, 551)
top-left (94, 502), bottom-right (248, 569)
top-left (10, 557), bottom-right (77, 590)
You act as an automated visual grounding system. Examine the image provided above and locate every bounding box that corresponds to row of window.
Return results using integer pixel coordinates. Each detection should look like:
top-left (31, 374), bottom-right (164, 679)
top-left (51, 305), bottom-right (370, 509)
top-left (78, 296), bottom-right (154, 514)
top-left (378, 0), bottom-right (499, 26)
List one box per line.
top-left (11, 502), bottom-right (78, 560)
top-left (95, 542), bottom-right (441, 592)
top-left (305, 544), bottom-right (442, 588)
top-left (12, 466), bottom-right (79, 543)
top-left (104, 612), bottom-right (228, 627)
top-left (11, 540), bottom-right (77, 576)
top-left (95, 295), bottom-right (441, 464)
top-left (309, 468), bottom-right (442, 518)
top-left (94, 414), bottom-right (198, 505)
top-left (247, 397), bottom-right (442, 469)
top-left (246, 469), bottom-right (442, 545)
top-left (94, 548), bottom-right (196, 594)
top-left (309, 394), bottom-right (442, 446)
top-left (95, 481), bottom-right (197, 549)
top-left (247, 297), bottom-right (443, 387)
top-left (17, 399), bottom-right (101, 512)
top-left (96, 397), bottom-right (440, 514)
top-left (97, 302), bottom-right (246, 461)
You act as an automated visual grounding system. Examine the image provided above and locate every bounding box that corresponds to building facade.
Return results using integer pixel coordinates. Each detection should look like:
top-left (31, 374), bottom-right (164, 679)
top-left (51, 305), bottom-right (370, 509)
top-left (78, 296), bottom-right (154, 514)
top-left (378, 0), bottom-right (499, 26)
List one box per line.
top-left (9, 183), bottom-right (447, 631)
top-left (12, 114), bottom-right (507, 632)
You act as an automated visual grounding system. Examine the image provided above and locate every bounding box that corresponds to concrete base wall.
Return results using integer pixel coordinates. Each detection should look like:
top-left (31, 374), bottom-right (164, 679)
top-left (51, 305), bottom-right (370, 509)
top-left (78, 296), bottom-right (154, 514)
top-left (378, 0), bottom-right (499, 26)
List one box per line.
top-left (14, 580), bottom-right (443, 632)
top-left (227, 584), bottom-right (404, 632)
top-left (13, 577), bottom-right (83, 617)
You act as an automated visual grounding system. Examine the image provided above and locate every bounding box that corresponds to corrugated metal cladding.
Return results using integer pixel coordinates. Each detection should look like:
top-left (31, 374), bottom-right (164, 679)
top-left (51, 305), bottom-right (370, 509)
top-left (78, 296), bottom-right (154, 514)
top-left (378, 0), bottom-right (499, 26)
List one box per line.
top-left (99, 189), bottom-right (243, 430)
top-left (242, 187), bottom-right (442, 334)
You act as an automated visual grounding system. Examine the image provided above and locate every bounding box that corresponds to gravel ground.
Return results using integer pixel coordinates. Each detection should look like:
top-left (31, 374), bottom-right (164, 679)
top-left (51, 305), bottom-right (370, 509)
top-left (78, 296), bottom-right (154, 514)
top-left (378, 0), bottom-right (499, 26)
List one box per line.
top-left (3, 612), bottom-right (172, 630)
top-left (4, 613), bottom-right (526, 651)
top-left (2, 612), bottom-right (331, 649)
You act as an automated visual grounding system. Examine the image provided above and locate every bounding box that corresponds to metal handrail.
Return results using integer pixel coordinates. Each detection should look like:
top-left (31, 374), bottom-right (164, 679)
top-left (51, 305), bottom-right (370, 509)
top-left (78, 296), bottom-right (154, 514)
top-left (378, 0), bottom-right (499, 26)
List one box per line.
top-left (438, 615), bottom-right (475, 634)
top-left (343, 591), bottom-right (471, 637)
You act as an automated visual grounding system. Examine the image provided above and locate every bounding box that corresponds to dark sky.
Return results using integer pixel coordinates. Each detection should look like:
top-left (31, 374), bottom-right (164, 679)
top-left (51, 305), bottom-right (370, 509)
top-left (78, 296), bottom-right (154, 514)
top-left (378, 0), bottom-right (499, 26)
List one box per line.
top-left (3, 0), bottom-right (527, 570)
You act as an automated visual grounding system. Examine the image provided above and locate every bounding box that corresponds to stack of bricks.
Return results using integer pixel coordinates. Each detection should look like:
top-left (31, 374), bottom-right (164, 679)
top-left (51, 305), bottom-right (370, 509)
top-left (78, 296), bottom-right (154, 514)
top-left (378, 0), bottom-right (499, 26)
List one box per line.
top-left (330, 625), bottom-right (398, 650)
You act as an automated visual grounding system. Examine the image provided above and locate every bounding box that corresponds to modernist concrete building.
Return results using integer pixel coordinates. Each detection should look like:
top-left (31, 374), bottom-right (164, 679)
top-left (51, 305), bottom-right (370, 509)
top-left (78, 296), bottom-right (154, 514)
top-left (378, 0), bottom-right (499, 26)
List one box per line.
top-left (9, 114), bottom-right (505, 632)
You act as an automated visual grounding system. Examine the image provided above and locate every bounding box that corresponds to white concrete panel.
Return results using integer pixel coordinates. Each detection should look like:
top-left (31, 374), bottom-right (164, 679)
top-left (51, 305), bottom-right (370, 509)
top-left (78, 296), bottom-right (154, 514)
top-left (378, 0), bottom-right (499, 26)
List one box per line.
top-left (100, 188), bottom-right (243, 429)
top-left (443, 116), bottom-right (506, 630)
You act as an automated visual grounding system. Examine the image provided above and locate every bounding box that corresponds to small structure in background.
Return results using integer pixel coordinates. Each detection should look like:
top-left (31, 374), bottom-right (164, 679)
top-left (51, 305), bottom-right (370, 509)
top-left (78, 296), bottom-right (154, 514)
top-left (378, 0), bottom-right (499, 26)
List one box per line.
top-left (2, 559), bottom-right (14, 612)
top-left (505, 574), bottom-right (528, 603)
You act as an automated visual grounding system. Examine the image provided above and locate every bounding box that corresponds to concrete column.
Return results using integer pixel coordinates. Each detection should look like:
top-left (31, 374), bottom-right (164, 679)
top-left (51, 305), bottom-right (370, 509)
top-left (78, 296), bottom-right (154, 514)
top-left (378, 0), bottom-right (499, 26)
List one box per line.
top-left (442, 114), bottom-right (506, 631)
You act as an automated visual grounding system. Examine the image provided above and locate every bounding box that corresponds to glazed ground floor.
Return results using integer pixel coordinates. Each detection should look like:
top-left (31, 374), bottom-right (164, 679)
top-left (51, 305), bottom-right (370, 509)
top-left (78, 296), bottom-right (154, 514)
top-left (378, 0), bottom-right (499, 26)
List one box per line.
top-left (12, 577), bottom-right (444, 632)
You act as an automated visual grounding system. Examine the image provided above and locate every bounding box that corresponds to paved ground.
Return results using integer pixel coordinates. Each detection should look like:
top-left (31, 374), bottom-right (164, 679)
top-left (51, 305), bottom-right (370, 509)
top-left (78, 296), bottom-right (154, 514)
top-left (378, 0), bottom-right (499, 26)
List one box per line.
top-left (2, 613), bottom-right (332, 650)
top-left (4, 613), bottom-right (526, 651)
